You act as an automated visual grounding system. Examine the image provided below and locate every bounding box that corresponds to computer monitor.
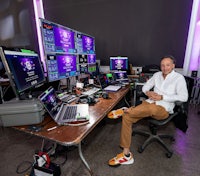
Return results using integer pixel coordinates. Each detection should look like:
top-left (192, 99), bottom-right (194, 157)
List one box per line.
top-left (46, 54), bottom-right (79, 82)
top-left (40, 18), bottom-right (76, 54)
top-left (40, 18), bottom-right (96, 82)
top-left (106, 73), bottom-right (114, 81)
top-left (87, 54), bottom-right (96, 64)
top-left (79, 64), bottom-right (88, 74)
top-left (76, 32), bottom-right (95, 54)
top-left (78, 54), bottom-right (88, 64)
top-left (0, 48), bottom-right (45, 96)
top-left (114, 70), bottom-right (129, 82)
top-left (88, 64), bottom-right (96, 73)
top-left (110, 56), bottom-right (129, 71)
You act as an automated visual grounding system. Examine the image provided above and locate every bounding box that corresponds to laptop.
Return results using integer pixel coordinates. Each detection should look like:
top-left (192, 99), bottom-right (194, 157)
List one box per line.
top-left (104, 85), bottom-right (121, 92)
top-left (114, 70), bottom-right (129, 83)
top-left (97, 74), bottom-right (108, 89)
top-left (38, 87), bottom-right (89, 125)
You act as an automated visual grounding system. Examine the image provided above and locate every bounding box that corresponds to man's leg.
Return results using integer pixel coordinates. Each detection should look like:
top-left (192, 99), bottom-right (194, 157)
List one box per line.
top-left (120, 101), bottom-right (169, 149)
top-left (108, 101), bottom-right (168, 166)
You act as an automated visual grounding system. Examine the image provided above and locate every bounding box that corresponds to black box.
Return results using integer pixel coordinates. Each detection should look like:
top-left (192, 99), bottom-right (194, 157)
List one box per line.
top-left (191, 70), bottom-right (198, 77)
top-left (33, 162), bottom-right (61, 176)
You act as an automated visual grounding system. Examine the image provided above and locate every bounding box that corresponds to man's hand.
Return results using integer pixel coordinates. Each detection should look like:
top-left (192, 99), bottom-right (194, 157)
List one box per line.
top-left (146, 91), bottom-right (163, 101)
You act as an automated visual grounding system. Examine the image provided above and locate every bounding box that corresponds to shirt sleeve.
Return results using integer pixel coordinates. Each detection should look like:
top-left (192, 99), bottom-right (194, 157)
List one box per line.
top-left (142, 74), bottom-right (156, 93)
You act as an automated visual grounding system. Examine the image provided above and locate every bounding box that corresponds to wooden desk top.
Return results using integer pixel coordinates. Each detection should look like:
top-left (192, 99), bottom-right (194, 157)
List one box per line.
top-left (14, 86), bottom-right (130, 146)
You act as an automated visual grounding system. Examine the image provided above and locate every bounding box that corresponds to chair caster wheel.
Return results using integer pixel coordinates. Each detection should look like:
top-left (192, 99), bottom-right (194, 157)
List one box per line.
top-left (138, 146), bottom-right (144, 153)
top-left (166, 152), bottom-right (173, 158)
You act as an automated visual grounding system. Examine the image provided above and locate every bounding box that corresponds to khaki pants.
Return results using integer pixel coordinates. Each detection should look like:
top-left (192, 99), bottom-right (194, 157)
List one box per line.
top-left (120, 101), bottom-right (169, 148)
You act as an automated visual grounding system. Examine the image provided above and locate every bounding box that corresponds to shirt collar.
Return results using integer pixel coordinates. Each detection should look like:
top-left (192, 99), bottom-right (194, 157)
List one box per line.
top-left (162, 70), bottom-right (175, 79)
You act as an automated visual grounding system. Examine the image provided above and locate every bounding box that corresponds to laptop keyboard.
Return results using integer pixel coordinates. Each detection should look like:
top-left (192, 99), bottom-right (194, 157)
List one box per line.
top-left (63, 106), bottom-right (77, 120)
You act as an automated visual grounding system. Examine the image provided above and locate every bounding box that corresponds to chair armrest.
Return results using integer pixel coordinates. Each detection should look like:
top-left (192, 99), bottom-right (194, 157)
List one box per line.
top-left (175, 101), bottom-right (183, 106)
top-left (174, 101), bottom-right (188, 114)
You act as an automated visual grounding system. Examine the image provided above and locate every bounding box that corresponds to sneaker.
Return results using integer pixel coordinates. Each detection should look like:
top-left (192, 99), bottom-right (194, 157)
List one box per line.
top-left (107, 107), bottom-right (128, 119)
top-left (108, 152), bottom-right (134, 166)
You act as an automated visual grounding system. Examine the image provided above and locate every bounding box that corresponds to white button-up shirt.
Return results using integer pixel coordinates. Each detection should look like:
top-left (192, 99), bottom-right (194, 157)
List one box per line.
top-left (142, 70), bottom-right (188, 113)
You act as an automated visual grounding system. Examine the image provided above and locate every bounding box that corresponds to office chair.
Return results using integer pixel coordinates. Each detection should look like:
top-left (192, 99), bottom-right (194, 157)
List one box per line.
top-left (132, 100), bottom-right (188, 158)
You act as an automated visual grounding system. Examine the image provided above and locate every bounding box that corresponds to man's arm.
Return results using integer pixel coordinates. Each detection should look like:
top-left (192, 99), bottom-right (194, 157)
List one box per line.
top-left (145, 91), bottom-right (163, 101)
top-left (142, 74), bottom-right (157, 99)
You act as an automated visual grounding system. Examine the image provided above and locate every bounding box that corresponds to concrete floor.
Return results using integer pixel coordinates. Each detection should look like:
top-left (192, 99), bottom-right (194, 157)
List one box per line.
top-left (0, 105), bottom-right (199, 176)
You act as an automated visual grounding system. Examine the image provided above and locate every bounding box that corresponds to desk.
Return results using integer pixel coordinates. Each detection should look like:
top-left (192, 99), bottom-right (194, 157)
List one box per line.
top-left (13, 85), bottom-right (130, 175)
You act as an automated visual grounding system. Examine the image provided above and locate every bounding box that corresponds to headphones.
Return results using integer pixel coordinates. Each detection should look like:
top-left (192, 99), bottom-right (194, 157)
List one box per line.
top-left (76, 95), bottom-right (97, 105)
top-left (94, 91), bottom-right (109, 99)
top-left (102, 92), bottom-right (109, 99)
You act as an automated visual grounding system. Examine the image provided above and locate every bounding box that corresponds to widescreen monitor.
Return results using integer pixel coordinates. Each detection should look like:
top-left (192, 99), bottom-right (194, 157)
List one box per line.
top-left (76, 32), bottom-right (95, 54)
top-left (40, 18), bottom-right (76, 54)
top-left (0, 48), bottom-right (45, 94)
top-left (46, 54), bottom-right (79, 82)
top-left (110, 56), bottom-right (129, 71)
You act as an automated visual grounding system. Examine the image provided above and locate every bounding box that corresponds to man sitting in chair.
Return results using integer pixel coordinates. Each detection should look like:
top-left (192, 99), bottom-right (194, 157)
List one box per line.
top-left (108, 55), bottom-right (188, 166)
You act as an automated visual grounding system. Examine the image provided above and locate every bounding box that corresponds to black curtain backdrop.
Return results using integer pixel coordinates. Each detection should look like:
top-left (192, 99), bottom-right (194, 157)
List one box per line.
top-left (43, 0), bottom-right (192, 67)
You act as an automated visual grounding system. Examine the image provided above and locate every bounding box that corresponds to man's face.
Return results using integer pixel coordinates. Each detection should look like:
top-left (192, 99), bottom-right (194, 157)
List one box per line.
top-left (160, 58), bottom-right (175, 76)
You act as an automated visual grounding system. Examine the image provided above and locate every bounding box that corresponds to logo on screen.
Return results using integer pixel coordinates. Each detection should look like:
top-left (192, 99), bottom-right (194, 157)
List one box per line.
top-left (21, 59), bottom-right (35, 71)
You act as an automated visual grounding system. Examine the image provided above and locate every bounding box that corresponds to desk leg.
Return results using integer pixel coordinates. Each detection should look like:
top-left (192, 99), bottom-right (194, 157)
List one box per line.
top-left (78, 142), bottom-right (93, 175)
top-left (133, 89), bottom-right (136, 107)
top-left (0, 85), bottom-right (4, 103)
top-left (124, 96), bottom-right (130, 107)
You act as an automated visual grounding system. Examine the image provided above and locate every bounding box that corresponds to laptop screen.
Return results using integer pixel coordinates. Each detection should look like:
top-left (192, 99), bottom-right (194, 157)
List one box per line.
top-left (38, 87), bottom-right (62, 118)
top-left (114, 71), bottom-right (128, 81)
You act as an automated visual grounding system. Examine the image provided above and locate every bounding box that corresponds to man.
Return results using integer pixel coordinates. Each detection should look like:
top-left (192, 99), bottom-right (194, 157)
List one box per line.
top-left (108, 55), bottom-right (188, 166)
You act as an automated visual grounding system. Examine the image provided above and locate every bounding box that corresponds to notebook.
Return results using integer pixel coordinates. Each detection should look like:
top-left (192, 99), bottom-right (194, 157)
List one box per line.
top-left (38, 87), bottom-right (89, 125)
top-left (104, 85), bottom-right (121, 92)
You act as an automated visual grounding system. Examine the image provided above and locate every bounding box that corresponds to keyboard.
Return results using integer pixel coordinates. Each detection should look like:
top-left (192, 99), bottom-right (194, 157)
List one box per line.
top-left (82, 87), bottom-right (101, 96)
top-left (63, 106), bottom-right (77, 120)
top-left (59, 94), bottom-right (77, 103)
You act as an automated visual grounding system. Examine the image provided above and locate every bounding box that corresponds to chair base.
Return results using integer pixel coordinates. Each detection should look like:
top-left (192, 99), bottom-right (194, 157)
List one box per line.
top-left (133, 129), bottom-right (174, 158)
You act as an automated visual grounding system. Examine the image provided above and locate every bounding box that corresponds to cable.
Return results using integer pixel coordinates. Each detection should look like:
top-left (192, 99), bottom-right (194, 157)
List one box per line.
top-left (16, 160), bottom-right (33, 174)
top-left (50, 151), bottom-right (68, 166)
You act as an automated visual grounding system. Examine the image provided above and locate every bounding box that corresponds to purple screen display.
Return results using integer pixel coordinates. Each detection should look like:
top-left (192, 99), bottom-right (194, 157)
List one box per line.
top-left (5, 54), bottom-right (44, 92)
top-left (57, 54), bottom-right (77, 75)
top-left (87, 54), bottom-right (96, 64)
top-left (54, 27), bottom-right (75, 53)
top-left (110, 57), bottom-right (128, 70)
top-left (82, 35), bottom-right (94, 53)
